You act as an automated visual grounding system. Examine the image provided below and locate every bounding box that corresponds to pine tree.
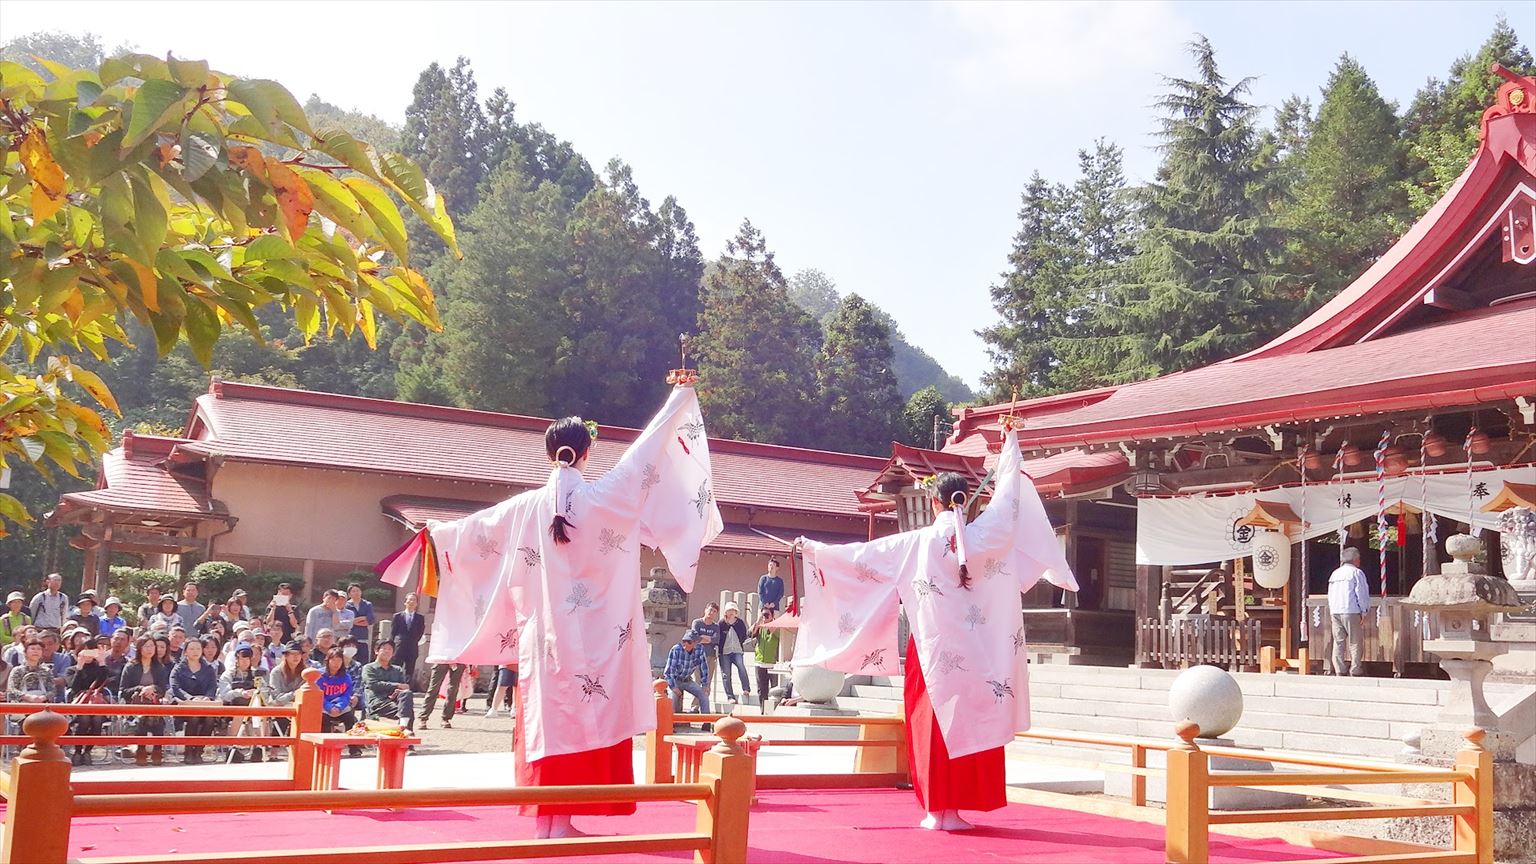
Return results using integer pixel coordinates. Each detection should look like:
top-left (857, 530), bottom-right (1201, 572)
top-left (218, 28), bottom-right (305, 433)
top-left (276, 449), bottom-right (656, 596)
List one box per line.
top-left (1279, 55), bottom-right (1411, 304)
top-left (817, 294), bottom-right (903, 455)
top-left (693, 221), bottom-right (822, 447)
top-left (1405, 18), bottom-right (1535, 211)
top-left (402, 58), bottom-right (488, 219)
top-left (437, 164), bottom-right (571, 416)
top-left (978, 173), bottom-right (1077, 399)
top-left (654, 195), bottom-right (706, 361)
top-left (1101, 36), bottom-right (1287, 380)
top-left (902, 386), bottom-right (951, 449)
top-left (1054, 140), bottom-right (1137, 392)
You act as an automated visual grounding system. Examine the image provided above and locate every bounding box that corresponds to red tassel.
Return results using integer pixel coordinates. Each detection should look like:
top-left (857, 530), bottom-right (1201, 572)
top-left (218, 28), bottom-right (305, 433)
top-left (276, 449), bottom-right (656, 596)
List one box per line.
top-left (1396, 515), bottom-right (1407, 548)
top-left (787, 553), bottom-right (799, 616)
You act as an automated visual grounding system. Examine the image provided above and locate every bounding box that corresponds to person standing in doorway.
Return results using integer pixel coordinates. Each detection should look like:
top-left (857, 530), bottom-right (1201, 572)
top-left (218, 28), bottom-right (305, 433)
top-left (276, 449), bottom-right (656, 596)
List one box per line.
top-left (1328, 546), bottom-right (1371, 677)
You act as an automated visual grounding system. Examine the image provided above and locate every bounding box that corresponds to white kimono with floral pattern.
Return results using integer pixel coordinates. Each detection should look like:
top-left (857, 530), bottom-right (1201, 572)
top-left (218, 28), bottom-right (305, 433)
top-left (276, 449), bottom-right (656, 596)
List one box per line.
top-left (793, 429), bottom-right (1078, 758)
top-left (425, 386), bottom-right (723, 761)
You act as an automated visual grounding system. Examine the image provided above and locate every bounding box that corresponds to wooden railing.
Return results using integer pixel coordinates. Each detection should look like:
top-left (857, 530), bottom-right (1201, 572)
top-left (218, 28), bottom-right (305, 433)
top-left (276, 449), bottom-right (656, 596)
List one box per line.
top-left (1138, 616), bottom-right (1261, 670)
top-left (1017, 721), bottom-right (1494, 864)
top-left (647, 680), bottom-right (908, 790)
top-left (1, 710), bottom-right (756, 864)
top-left (0, 667), bottom-right (326, 797)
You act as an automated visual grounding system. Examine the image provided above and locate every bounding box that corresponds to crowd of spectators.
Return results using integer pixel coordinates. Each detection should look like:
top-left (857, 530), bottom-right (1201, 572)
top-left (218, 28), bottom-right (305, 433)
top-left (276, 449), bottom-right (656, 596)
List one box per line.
top-left (0, 574), bottom-right (435, 768)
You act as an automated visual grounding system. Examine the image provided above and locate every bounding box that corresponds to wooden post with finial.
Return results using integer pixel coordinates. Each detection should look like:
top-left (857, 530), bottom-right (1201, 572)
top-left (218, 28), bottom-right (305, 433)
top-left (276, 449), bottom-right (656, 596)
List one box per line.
top-left (2, 711), bottom-right (74, 864)
top-left (695, 716), bottom-right (754, 864)
top-left (648, 678), bottom-right (676, 783)
top-left (1164, 720), bottom-right (1209, 864)
top-left (290, 666), bottom-right (324, 789)
top-left (1454, 727), bottom-right (1494, 863)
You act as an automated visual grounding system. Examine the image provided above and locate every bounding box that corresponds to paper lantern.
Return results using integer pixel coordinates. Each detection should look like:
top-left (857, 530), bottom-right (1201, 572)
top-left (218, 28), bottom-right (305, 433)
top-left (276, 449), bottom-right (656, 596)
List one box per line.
top-left (1250, 528), bottom-right (1292, 589)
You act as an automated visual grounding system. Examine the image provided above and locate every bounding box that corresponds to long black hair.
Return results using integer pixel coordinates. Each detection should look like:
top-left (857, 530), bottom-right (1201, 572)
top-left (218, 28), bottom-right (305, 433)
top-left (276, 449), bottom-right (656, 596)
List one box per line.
top-left (931, 472), bottom-right (972, 590)
top-left (546, 417), bottom-right (591, 544)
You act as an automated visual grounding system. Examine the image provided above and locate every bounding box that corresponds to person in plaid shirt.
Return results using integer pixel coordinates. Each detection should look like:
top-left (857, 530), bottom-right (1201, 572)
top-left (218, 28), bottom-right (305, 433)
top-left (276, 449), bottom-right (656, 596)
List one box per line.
top-left (664, 631), bottom-right (711, 717)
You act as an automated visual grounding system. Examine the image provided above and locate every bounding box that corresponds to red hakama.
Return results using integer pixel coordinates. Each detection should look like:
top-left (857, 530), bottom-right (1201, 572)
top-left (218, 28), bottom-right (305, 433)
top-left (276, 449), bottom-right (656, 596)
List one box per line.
top-left (903, 636), bottom-right (1006, 813)
top-left (513, 701), bottom-right (635, 817)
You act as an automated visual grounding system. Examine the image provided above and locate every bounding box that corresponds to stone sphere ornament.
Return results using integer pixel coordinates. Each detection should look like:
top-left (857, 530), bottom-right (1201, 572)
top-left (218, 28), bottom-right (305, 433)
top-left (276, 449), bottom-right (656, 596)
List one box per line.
top-left (792, 665), bottom-right (846, 703)
top-left (1168, 664), bottom-right (1244, 738)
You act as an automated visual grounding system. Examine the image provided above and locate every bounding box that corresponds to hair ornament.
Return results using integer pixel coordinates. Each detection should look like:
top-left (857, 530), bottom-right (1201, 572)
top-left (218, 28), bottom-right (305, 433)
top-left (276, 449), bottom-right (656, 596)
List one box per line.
top-left (948, 490), bottom-right (967, 508)
top-left (554, 445), bottom-right (578, 465)
top-left (584, 420), bottom-right (600, 441)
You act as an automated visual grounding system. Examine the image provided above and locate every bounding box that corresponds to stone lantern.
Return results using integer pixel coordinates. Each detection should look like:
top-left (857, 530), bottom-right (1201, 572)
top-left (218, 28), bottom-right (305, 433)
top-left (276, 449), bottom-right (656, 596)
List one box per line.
top-left (1402, 534), bottom-right (1523, 733)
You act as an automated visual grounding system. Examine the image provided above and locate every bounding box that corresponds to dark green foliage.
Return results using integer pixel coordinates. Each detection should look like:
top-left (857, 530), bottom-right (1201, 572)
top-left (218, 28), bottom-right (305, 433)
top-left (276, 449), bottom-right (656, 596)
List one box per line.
top-left (787, 269), bottom-right (974, 402)
top-left (1405, 19), bottom-right (1536, 211)
top-left (694, 221), bottom-right (823, 447)
top-left (1277, 55), bottom-right (1411, 305)
top-left (105, 566), bottom-right (176, 625)
top-left (979, 173), bottom-right (1079, 399)
top-left (1096, 36), bottom-right (1289, 381)
top-left (817, 295), bottom-right (903, 455)
top-left (903, 386), bottom-right (952, 449)
top-left (185, 561), bottom-right (249, 603)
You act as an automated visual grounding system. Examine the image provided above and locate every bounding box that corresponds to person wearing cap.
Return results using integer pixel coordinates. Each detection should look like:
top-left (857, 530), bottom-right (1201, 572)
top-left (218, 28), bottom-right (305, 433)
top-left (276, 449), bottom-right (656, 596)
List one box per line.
top-left (0, 592), bottom-right (32, 646)
top-left (99, 598), bottom-right (127, 638)
top-left (28, 573), bottom-right (69, 630)
top-left (219, 641), bottom-right (267, 762)
top-left (751, 604), bottom-right (782, 707)
top-left (718, 602), bottom-right (752, 704)
top-left (149, 596), bottom-right (183, 632)
top-left (664, 630), bottom-right (711, 718)
top-left (67, 596), bottom-right (101, 638)
top-left (265, 641), bottom-right (310, 736)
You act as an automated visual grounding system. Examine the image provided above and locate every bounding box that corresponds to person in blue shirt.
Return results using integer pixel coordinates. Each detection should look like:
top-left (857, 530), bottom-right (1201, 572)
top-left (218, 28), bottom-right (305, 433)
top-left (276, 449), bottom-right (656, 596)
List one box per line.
top-left (345, 584), bottom-right (374, 663)
top-left (663, 631), bottom-right (710, 721)
top-left (99, 598), bottom-right (128, 638)
top-left (1327, 547), bottom-right (1373, 677)
top-left (756, 559), bottom-right (786, 612)
top-left (316, 646), bottom-right (364, 756)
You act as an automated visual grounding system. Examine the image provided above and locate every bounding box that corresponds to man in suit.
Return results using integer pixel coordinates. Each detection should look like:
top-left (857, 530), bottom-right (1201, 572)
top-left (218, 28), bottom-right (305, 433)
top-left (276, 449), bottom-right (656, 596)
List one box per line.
top-left (391, 592), bottom-right (426, 679)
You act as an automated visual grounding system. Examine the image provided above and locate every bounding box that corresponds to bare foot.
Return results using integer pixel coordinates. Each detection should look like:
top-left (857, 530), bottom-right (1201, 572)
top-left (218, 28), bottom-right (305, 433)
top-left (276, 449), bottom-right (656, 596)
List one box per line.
top-left (939, 810), bottom-right (974, 831)
top-left (919, 812), bottom-right (941, 830)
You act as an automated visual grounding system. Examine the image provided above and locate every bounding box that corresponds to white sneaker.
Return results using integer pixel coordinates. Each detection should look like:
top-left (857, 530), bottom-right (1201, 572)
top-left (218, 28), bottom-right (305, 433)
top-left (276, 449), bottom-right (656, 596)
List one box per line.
top-left (484, 708), bottom-right (500, 718)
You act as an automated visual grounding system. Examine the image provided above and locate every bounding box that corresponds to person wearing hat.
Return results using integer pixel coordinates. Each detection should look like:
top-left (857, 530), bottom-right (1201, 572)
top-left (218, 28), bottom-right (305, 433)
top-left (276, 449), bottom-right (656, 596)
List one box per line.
top-left (265, 641), bottom-right (310, 736)
top-left (0, 592), bottom-right (32, 647)
top-left (219, 641), bottom-right (267, 762)
top-left (718, 602), bottom-right (752, 704)
top-left (99, 598), bottom-right (127, 638)
top-left (663, 630), bottom-right (711, 719)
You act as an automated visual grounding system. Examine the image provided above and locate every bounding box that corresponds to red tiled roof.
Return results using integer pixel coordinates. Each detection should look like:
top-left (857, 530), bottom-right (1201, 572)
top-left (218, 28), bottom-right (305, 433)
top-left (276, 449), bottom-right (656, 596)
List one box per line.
top-left (861, 440), bottom-right (1128, 503)
top-left (51, 432), bottom-right (227, 524)
top-left (380, 496), bottom-right (865, 555)
top-left (1009, 300), bottom-right (1536, 449)
top-left (188, 382), bottom-right (891, 519)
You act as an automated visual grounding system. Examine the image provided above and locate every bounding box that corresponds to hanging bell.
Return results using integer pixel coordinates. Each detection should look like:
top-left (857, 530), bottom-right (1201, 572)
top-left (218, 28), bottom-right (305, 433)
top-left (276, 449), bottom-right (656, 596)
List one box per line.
top-left (1382, 446), bottom-right (1410, 476)
top-left (1340, 442), bottom-right (1365, 467)
top-left (1465, 429), bottom-right (1491, 455)
top-left (1421, 428), bottom-right (1447, 458)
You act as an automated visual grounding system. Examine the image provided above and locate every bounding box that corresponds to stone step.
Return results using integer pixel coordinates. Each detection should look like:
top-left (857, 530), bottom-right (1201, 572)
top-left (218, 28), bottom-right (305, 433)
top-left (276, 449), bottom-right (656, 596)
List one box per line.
top-left (831, 695), bottom-right (903, 715)
top-left (848, 684), bottom-right (904, 700)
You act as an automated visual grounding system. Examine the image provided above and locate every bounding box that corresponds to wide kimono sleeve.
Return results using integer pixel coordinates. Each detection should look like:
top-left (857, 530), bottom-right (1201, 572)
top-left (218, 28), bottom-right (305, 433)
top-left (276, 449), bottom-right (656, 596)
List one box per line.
top-left (424, 492), bottom-right (542, 664)
top-left (966, 429), bottom-right (1079, 594)
top-left (790, 532), bottom-right (920, 677)
top-left (587, 385), bottom-right (723, 592)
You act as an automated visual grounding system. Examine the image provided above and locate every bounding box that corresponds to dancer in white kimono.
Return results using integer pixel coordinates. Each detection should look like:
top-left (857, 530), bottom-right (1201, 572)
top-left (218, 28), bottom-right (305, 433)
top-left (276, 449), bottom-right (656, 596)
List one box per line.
top-left (792, 426), bottom-right (1077, 830)
top-left (400, 384), bottom-right (722, 838)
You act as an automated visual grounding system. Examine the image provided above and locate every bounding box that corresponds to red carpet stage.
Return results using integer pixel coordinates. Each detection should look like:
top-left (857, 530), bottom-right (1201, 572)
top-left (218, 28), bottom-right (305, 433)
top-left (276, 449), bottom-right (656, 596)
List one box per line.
top-left (39, 789), bottom-right (1341, 863)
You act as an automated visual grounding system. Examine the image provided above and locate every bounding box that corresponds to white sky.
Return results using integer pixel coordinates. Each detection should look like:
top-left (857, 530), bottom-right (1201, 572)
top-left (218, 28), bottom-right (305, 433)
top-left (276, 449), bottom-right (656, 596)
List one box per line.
top-left (3, 1), bottom-right (1532, 390)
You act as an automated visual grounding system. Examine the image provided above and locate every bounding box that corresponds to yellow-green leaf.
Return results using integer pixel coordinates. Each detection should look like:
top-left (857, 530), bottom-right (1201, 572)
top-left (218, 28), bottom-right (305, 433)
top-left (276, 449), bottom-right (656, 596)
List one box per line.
top-left (68, 366), bottom-right (120, 415)
top-left (343, 177), bottom-right (409, 263)
top-left (121, 79), bottom-right (189, 153)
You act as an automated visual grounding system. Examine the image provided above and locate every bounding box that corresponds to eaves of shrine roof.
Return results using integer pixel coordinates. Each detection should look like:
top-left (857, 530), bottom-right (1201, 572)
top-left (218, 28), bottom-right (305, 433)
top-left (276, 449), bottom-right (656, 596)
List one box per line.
top-left (178, 381), bottom-right (891, 520)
